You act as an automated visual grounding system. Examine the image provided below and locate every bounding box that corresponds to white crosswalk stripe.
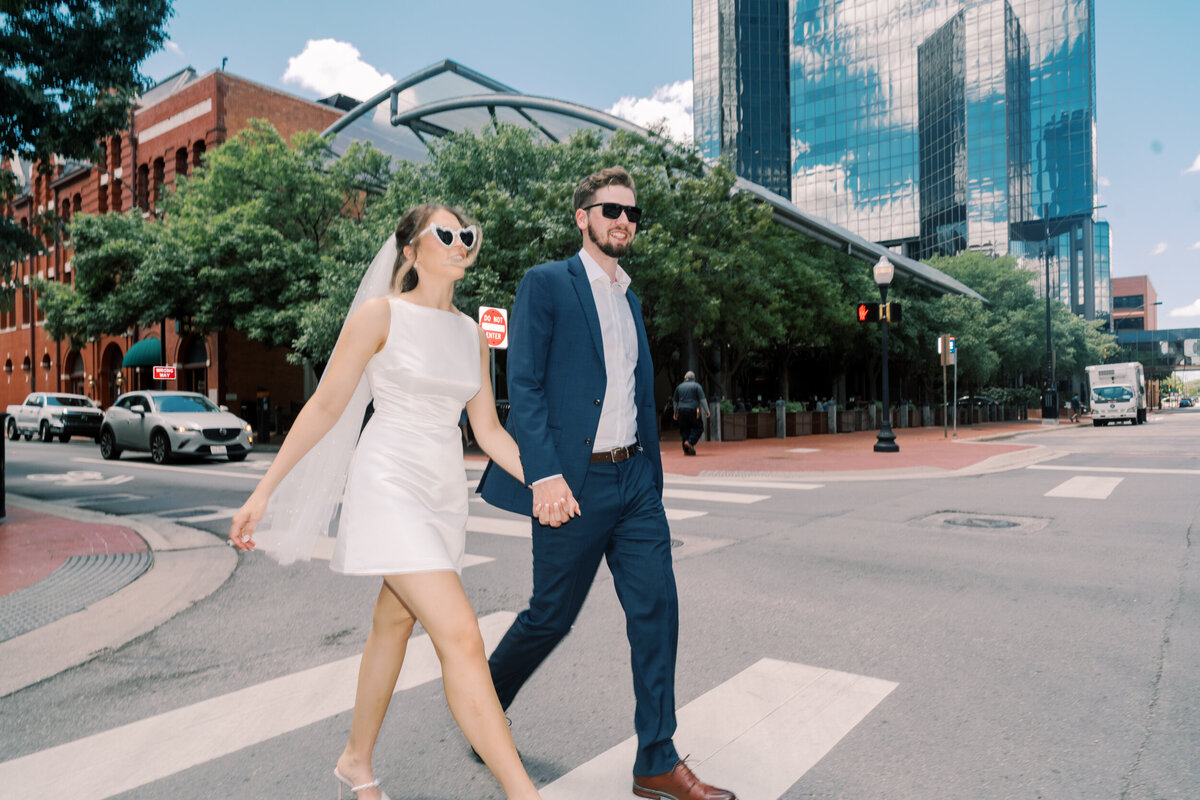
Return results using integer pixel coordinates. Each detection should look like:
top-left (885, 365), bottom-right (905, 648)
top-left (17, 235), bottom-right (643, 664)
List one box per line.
top-left (0, 613), bottom-right (516, 799)
top-left (541, 658), bottom-right (897, 799)
top-left (1043, 475), bottom-right (1124, 499)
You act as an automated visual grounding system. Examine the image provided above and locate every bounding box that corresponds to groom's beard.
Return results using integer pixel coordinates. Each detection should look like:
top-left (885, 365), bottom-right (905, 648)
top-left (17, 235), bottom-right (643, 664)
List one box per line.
top-left (588, 222), bottom-right (633, 259)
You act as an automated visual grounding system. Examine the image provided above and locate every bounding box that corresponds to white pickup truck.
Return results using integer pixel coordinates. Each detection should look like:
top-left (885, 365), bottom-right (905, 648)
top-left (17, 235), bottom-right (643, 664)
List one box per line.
top-left (5, 392), bottom-right (105, 442)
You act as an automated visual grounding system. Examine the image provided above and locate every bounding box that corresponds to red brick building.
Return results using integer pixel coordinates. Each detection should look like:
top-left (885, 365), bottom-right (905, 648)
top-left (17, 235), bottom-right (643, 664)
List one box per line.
top-left (1112, 275), bottom-right (1159, 331)
top-left (3, 69), bottom-right (342, 429)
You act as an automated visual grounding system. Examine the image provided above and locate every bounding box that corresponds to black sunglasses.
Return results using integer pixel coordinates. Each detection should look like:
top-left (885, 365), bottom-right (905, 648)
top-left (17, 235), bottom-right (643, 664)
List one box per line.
top-left (581, 202), bottom-right (643, 224)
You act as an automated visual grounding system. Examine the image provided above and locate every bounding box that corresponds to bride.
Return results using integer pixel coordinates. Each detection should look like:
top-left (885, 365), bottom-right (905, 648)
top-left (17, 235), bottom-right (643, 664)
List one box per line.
top-left (229, 204), bottom-right (578, 800)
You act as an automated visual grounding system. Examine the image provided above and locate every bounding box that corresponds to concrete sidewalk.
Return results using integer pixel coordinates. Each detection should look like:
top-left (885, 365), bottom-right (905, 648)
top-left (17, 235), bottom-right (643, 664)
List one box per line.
top-left (0, 416), bottom-right (1074, 696)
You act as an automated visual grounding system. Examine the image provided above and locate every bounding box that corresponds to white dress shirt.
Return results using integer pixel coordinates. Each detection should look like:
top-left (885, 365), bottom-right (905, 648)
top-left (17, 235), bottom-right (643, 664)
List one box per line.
top-left (579, 248), bottom-right (640, 452)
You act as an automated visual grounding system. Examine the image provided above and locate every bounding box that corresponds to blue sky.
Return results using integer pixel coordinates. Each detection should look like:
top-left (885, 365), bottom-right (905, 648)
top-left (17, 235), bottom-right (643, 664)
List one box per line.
top-left (142, 0), bottom-right (1198, 325)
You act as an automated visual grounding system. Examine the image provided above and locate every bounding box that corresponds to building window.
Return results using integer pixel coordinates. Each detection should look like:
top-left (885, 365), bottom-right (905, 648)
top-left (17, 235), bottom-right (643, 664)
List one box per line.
top-left (1114, 317), bottom-right (1145, 331)
top-left (136, 163), bottom-right (150, 211)
top-left (191, 139), bottom-right (206, 170)
top-left (175, 147), bottom-right (188, 180)
top-left (152, 158), bottom-right (165, 205)
top-left (1113, 294), bottom-right (1144, 309)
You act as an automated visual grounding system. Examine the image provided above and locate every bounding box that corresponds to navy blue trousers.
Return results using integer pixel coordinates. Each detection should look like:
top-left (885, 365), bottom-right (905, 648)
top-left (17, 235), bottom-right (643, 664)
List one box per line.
top-left (487, 450), bottom-right (681, 776)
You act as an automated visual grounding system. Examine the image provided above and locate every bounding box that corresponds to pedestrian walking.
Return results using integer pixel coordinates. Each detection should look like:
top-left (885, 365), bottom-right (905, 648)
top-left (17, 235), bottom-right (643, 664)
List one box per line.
top-left (478, 166), bottom-right (737, 800)
top-left (1070, 393), bottom-right (1082, 423)
top-left (673, 370), bottom-right (710, 455)
top-left (229, 204), bottom-right (566, 800)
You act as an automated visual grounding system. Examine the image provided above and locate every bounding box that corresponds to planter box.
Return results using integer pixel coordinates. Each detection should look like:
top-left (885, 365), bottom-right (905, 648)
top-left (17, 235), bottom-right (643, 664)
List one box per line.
top-left (908, 409), bottom-right (922, 428)
top-left (838, 413), bottom-right (856, 433)
top-left (722, 412), bottom-right (747, 441)
top-left (746, 412), bottom-right (776, 438)
top-left (786, 411), bottom-right (812, 436)
top-left (811, 412), bottom-right (829, 435)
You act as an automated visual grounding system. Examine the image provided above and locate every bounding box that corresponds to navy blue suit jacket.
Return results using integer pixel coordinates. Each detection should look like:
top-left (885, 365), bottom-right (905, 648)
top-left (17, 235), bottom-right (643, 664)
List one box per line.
top-left (478, 254), bottom-right (663, 515)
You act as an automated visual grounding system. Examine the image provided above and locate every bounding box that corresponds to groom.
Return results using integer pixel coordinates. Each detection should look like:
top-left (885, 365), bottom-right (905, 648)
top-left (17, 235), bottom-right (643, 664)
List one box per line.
top-left (478, 167), bottom-right (736, 800)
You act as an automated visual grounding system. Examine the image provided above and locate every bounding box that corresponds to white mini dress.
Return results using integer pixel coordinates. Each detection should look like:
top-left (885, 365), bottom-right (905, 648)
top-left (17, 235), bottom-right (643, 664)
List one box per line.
top-left (331, 297), bottom-right (481, 576)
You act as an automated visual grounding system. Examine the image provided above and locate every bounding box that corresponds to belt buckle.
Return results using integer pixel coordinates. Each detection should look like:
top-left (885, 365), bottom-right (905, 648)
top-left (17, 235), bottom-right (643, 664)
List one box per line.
top-left (609, 445), bottom-right (626, 462)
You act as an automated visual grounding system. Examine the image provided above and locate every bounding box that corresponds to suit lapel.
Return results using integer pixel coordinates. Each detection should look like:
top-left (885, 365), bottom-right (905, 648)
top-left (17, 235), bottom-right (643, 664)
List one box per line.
top-left (568, 255), bottom-right (605, 363)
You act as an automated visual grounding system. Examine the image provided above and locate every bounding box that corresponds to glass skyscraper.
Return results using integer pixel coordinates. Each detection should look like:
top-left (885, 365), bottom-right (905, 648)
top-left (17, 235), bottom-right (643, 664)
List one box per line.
top-left (692, 0), bottom-right (792, 197)
top-left (694, 0), bottom-right (1108, 320)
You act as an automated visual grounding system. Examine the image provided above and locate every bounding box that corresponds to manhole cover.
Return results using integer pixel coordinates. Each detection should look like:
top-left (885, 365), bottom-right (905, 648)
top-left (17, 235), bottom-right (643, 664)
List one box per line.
top-left (943, 516), bottom-right (1021, 529)
top-left (915, 511), bottom-right (1050, 534)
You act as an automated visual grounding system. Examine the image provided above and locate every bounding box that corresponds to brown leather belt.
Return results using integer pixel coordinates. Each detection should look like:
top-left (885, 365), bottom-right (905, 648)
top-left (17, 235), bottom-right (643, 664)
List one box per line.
top-left (590, 444), bottom-right (640, 463)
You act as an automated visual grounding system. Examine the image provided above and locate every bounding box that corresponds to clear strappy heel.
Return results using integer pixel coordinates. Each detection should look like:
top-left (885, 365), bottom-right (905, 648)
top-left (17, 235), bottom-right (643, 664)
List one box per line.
top-left (334, 766), bottom-right (391, 800)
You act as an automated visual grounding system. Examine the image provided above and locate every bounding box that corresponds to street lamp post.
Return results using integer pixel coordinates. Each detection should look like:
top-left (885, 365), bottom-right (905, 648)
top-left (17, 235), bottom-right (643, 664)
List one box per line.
top-left (873, 256), bottom-right (899, 453)
top-left (1041, 203), bottom-right (1058, 422)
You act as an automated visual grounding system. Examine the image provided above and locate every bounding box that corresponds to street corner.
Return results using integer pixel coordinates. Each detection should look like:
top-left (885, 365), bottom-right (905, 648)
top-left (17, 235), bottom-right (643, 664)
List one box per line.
top-left (0, 496), bottom-right (237, 697)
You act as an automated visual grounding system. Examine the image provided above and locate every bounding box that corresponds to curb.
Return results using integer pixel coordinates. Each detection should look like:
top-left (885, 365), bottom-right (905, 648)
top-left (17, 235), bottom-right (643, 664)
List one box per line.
top-left (0, 495), bottom-right (237, 698)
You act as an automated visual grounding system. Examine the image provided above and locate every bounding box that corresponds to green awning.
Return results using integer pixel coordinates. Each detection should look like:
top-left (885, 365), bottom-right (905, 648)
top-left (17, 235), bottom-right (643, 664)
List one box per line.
top-left (123, 337), bottom-right (163, 367)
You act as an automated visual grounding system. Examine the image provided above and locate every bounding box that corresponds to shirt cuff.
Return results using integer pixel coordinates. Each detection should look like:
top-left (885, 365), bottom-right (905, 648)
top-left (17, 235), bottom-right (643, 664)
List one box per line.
top-left (530, 474), bottom-right (563, 487)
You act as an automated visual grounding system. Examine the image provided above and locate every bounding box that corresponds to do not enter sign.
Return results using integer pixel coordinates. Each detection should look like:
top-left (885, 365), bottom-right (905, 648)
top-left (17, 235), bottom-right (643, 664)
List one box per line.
top-left (478, 306), bottom-right (509, 350)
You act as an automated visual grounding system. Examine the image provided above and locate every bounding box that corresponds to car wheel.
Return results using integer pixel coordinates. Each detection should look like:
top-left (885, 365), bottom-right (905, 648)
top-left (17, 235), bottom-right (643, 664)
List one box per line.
top-left (99, 428), bottom-right (122, 460)
top-left (59, 434), bottom-right (71, 443)
top-left (150, 430), bottom-right (172, 465)
top-left (227, 453), bottom-right (247, 463)
top-left (39, 421), bottom-right (52, 443)
top-left (5, 418), bottom-right (18, 441)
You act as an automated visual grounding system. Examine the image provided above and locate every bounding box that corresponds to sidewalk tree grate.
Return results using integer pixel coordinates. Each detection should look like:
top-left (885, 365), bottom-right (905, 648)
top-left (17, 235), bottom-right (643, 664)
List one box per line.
top-left (0, 551), bottom-right (153, 642)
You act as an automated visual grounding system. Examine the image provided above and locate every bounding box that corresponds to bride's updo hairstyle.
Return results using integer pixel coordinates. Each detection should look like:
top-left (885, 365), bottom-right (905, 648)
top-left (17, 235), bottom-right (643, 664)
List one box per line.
top-left (391, 203), bottom-right (482, 292)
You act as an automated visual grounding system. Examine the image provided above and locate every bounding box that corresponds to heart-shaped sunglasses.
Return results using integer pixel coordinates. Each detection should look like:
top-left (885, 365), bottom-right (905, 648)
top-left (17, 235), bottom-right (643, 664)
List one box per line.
top-left (414, 222), bottom-right (479, 251)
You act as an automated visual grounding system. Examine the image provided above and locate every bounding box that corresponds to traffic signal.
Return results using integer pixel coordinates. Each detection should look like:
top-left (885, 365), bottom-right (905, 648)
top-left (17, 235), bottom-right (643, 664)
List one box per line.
top-left (855, 302), bottom-right (902, 323)
top-left (856, 303), bottom-right (882, 322)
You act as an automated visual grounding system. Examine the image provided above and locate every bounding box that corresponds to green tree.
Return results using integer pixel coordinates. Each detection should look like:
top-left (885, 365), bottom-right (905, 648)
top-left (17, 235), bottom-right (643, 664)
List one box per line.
top-left (148, 120), bottom-right (391, 350)
top-left (2, 0), bottom-right (173, 270)
top-left (35, 210), bottom-right (158, 345)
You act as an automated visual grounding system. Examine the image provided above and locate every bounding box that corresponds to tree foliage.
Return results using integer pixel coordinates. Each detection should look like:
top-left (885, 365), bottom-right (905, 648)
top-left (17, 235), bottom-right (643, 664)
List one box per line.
top-left (1, 0), bottom-right (173, 270)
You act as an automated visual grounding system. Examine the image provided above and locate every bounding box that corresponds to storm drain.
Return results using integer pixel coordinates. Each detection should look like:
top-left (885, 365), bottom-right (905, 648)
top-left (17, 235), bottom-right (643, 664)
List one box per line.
top-left (0, 551), bottom-right (153, 642)
top-left (916, 511), bottom-right (1049, 534)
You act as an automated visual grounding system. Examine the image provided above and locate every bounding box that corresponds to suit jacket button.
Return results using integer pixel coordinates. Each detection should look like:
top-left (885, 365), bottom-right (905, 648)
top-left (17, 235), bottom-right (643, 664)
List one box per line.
top-left (594, 399), bottom-right (601, 406)
top-left (584, 438), bottom-right (592, 445)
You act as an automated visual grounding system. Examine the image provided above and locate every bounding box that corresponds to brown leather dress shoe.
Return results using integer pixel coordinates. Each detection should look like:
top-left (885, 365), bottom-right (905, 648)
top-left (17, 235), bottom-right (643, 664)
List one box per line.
top-left (632, 760), bottom-right (736, 800)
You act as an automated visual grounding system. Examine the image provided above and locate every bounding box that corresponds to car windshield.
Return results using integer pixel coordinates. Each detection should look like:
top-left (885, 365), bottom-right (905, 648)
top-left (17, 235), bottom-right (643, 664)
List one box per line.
top-left (46, 396), bottom-right (95, 408)
top-left (1093, 385), bottom-right (1133, 402)
top-left (156, 395), bottom-right (219, 413)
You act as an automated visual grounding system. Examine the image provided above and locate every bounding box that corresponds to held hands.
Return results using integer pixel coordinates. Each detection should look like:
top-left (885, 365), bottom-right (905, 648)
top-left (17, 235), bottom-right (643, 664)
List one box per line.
top-left (531, 476), bottom-right (581, 528)
top-left (228, 491), bottom-right (269, 550)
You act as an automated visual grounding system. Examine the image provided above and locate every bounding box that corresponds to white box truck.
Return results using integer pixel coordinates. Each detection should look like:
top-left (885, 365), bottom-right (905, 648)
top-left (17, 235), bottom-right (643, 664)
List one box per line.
top-left (1084, 362), bottom-right (1146, 426)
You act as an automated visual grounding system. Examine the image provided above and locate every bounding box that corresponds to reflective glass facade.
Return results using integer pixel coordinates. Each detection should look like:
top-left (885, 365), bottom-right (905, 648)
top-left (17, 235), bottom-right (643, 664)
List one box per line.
top-left (692, 0), bottom-right (792, 197)
top-left (694, 0), bottom-right (1107, 317)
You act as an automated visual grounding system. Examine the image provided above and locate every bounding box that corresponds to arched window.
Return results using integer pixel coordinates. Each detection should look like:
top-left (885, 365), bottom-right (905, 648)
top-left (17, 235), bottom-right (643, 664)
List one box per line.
top-left (68, 350), bottom-right (86, 394)
top-left (41, 353), bottom-right (51, 372)
top-left (110, 136), bottom-right (123, 174)
top-left (136, 163), bottom-right (150, 211)
top-left (97, 182), bottom-right (108, 214)
top-left (175, 147), bottom-right (188, 180)
top-left (191, 139), bottom-right (206, 170)
top-left (181, 335), bottom-right (209, 395)
top-left (110, 178), bottom-right (122, 212)
top-left (152, 158), bottom-right (165, 205)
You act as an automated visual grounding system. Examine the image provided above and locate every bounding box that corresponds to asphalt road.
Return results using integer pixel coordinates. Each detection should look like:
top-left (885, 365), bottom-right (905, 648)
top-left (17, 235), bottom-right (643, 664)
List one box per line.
top-left (2, 410), bottom-right (1197, 799)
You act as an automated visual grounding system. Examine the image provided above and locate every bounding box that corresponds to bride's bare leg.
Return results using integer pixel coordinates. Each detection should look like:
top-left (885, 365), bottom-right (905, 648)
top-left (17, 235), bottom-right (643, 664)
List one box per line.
top-left (337, 582), bottom-right (414, 800)
top-left (386, 571), bottom-right (541, 800)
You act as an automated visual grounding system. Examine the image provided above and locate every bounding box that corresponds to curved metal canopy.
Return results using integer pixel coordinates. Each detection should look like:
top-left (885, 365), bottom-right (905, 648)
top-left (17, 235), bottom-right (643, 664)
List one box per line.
top-left (323, 60), bottom-right (983, 301)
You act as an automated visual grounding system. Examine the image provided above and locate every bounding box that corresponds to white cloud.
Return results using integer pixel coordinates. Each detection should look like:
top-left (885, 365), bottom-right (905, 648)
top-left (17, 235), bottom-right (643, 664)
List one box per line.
top-left (1185, 153), bottom-right (1200, 174)
top-left (607, 80), bottom-right (693, 144)
top-left (282, 39), bottom-right (395, 100)
top-left (1169, 298), bottom-right (1200, 318)
top-left (1151, 242), bottom-right (1168, 255)
top-left (1191, 242), bottom-right (1200, 250)
top-left (1098, 176), bottom-right (1111, 187)
top-left (164, 40), bottom-right (183, 57)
